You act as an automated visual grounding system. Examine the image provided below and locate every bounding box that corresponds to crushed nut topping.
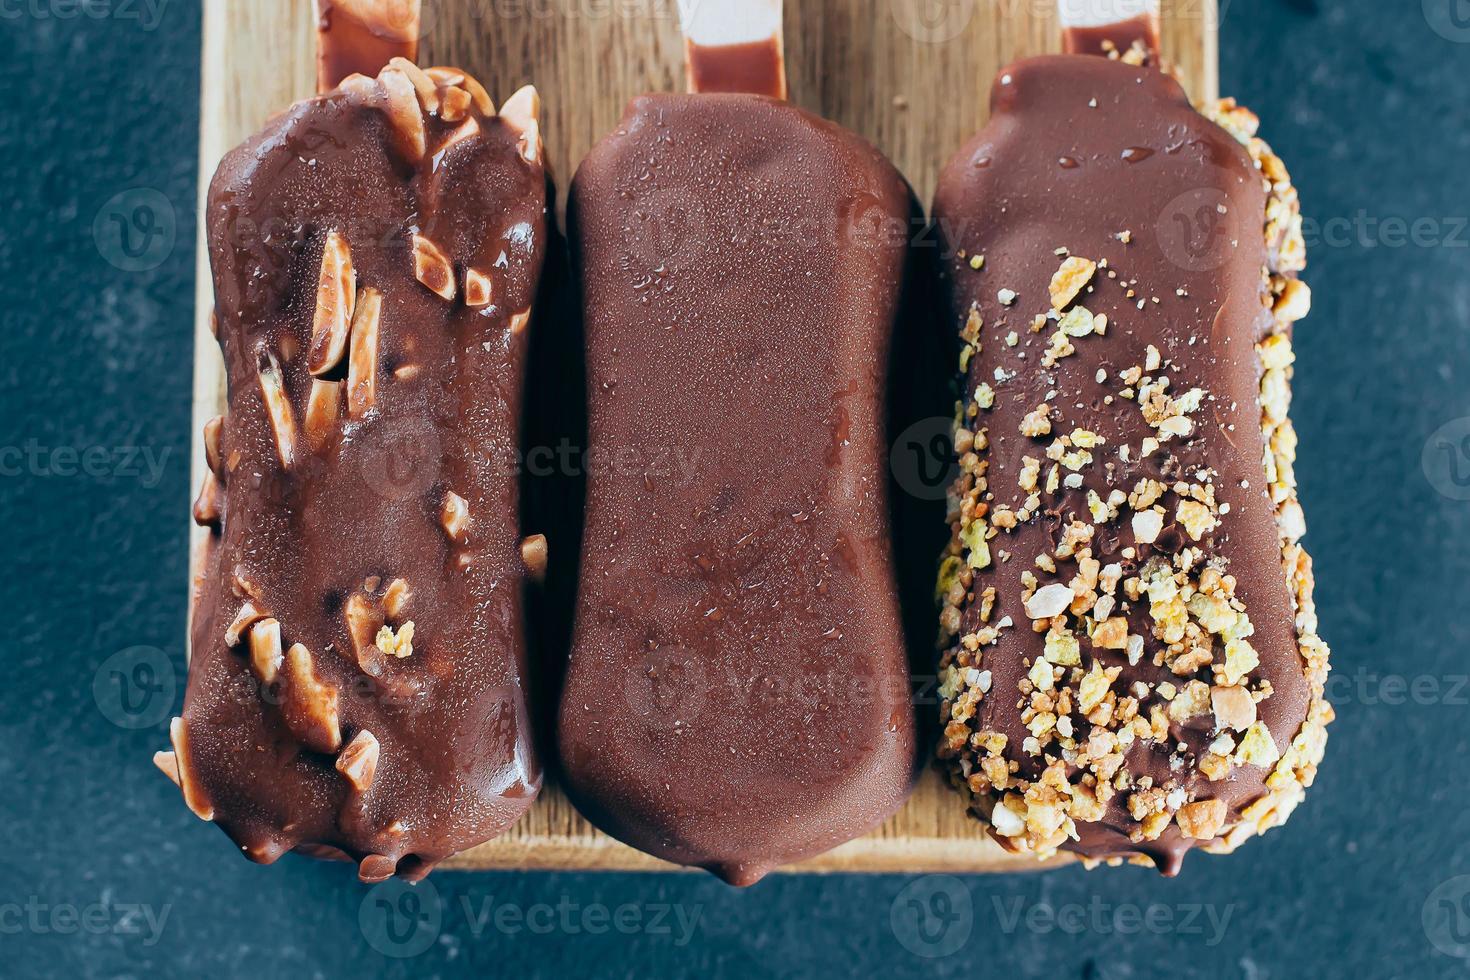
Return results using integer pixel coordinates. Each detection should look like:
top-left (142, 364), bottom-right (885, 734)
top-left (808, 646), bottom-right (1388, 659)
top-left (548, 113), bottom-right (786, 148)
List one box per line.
top-left (1049, 256), bottom-right (1097, 310)
top-left (933, 97), bottom-right (1332, 867)
top-left (375, 621), bottom-right (416, 659)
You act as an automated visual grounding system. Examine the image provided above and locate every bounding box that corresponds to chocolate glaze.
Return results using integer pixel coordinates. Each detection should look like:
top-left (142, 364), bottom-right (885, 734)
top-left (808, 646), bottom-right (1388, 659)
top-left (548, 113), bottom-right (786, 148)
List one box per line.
top-left (685, 39), bottom-right (787, 99)
top-left (559, 94), bottom-right (919, 885)
top-left (179, 65), bottom-right (548, 881)
top-left (932, 56), bottom-right (1315, 873)
top-left (316, 0), bottom-right (419, 92)
top-left (1062, 13), bottom-right (1161, 63)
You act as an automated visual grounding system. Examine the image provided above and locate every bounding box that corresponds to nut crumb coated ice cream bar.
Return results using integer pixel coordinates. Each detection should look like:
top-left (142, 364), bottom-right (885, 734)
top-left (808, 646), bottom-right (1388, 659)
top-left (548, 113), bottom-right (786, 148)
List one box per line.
top-left (931, 52), bottom-right (1331, 874)
top-left (556, 2), bottom-right (919, 886)
top-left (162, 53), bottom-right (550, 881)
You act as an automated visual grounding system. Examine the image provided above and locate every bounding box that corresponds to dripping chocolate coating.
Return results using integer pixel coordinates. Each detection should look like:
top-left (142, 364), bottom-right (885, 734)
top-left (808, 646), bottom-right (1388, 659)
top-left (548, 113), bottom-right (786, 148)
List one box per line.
top-left (179, 65), bottom-right (547, 881)
top-left (558, 94), bottom-right (919, 886)
top-left (931, 56), bottom-right (1329, 874)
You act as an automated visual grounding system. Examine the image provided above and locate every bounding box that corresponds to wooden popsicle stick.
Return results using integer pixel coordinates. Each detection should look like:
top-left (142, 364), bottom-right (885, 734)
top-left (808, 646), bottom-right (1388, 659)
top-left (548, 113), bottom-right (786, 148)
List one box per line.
top-left (1057, 0), bottom-right (1162, 63)
top-left (315, 0), bottom-right (421, 92)
top-left (678, 0), bottom-right (787, 99)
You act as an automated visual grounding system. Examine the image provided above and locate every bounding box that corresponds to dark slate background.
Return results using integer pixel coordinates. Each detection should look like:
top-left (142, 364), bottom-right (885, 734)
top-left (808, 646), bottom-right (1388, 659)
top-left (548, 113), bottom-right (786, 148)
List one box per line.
top-left (4, 0), bottom-right (1468, 975)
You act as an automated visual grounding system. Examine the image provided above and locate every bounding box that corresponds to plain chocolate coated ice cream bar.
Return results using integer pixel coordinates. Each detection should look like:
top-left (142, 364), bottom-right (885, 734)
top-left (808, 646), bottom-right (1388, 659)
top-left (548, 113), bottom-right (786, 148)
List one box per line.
top-left (932, 54), bottom-right (1332, 873)
top-left (558, 91), bottom-right (920, 885)
top-left (162, 60), bottom-right (550, 882)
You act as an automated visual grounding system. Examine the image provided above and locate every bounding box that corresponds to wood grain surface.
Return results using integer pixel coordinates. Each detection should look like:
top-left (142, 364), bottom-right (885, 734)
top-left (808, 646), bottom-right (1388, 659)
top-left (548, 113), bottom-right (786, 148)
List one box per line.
top-left (192, 0), bottom-right (1217, 875)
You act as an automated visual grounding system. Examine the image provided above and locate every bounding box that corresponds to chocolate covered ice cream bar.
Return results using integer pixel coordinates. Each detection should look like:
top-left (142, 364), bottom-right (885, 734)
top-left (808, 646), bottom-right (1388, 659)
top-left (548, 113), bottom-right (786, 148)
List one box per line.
top-left (162, 55), bottom-right (550, 881)
top-left (556, 4), bottom-right (919, 885)
top-left (931, 53), bottom-right (1331, 873)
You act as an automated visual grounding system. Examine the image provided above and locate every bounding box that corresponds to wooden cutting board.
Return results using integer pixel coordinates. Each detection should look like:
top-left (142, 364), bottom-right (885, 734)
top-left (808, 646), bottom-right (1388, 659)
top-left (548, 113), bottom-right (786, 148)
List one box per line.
top-left (192, 0), bottom-right (1217, 875)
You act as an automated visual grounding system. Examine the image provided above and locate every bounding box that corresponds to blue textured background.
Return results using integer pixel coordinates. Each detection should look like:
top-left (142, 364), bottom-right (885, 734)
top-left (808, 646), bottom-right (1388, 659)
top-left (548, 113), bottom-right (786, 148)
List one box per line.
top-left (4, 0), bottom-right (1470, 975)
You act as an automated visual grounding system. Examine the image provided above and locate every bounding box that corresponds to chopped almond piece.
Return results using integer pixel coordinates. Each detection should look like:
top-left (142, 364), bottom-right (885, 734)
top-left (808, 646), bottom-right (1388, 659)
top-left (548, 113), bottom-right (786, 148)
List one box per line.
top-left (224, 601), bottom-right (267, 647)
top-left (257, 350), bottom-right (297, 467)
top-left (465, 268), bottom-right (493, 308)
top-left (248, 618), bottom-right (284, 685)
top-left (442, 490), bottom-right (470, 541)
top-left (305, 379), bottom-right (342, 451)
top-left (347, 288), bottom-right (382, 419)
top-left (308, 231), bottom-right (355, 376)
top-left (168, 717), bottom-right (215, 821)
top-left (336, 730), bottom-right (381, 792)
top-left (382, 578), bottom-right (412, 620)
top-left (521, 534), bottom-right (548, 583)
top-left (282, 644), bottom-right (342, 753)
top-left (412, 235), bottom-right (457, 301)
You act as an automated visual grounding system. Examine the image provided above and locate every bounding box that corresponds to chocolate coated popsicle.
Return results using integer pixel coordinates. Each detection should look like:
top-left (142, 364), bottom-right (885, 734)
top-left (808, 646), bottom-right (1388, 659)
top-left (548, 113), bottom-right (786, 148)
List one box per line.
top-left (932, 55), bottom-right (1331, 873)
top-left (557, 85), bottom-right (920, 882)
top-left (163, 61), bottom-right (550, 881)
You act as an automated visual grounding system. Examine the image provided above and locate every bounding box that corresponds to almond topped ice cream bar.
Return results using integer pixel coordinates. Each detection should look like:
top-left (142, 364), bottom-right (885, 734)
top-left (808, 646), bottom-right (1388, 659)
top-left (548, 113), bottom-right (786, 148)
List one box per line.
top-left (162, 60), bottom-right (550, 881)
top-left (932, 54), bottom-right (1332, 873)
